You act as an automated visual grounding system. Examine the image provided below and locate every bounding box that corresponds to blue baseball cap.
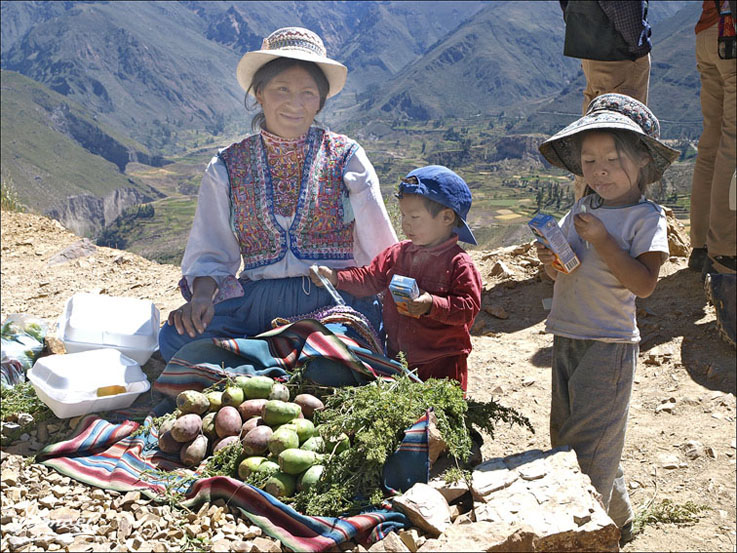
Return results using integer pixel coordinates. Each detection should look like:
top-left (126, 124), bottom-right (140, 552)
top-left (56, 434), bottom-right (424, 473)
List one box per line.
top-left (397, 165), bottom-right (477, 245)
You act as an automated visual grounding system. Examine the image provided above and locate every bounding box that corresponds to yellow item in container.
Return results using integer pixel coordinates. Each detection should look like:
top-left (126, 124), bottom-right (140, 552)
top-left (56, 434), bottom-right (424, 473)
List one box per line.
top-left (96, 385), bottom-right (127, 397)
top-left (28, 349), bottom-right (150, 418)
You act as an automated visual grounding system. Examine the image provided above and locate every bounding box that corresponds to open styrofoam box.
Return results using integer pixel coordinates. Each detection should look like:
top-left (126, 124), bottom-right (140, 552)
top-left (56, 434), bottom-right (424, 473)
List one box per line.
top-left (27, 348), bottom-right (150, 419)
top-left (57, 293), bottom-right (160, 365)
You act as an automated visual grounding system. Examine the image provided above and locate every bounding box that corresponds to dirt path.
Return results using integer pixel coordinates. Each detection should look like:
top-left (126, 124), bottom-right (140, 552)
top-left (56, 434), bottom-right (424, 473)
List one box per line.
top-left (1, 209), bottom-right (735, 552)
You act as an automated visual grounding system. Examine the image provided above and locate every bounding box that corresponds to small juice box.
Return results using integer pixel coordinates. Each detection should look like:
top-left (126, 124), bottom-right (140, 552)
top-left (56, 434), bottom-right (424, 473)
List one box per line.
top-left (389, 275), bottom-right (420, 317)
top-left (528, 213), bottom-right (581, 274)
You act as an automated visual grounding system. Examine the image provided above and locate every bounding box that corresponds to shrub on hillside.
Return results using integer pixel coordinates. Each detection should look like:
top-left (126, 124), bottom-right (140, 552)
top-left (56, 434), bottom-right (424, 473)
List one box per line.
top-left (1, 175), bottom-right (25, 213)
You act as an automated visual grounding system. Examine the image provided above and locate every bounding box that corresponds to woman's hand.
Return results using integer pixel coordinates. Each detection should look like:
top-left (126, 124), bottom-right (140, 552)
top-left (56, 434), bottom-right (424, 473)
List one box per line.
top-left (168, 298), bottom-right (215, 338)
top-left (169, 276), bottom-right (217, 338)
top-left (309, 265), bottom-right (338, 287)
top-left (404, 291), bottom-right (433, 317)
top-left (574, 213), bottom-right (608, 245)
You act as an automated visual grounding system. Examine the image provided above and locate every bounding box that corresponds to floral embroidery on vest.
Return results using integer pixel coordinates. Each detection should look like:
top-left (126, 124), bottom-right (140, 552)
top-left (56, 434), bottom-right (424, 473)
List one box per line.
top-left (220, 127), bottom-right (357, 270)
top-left (261, 129), bottom-right (306, 217)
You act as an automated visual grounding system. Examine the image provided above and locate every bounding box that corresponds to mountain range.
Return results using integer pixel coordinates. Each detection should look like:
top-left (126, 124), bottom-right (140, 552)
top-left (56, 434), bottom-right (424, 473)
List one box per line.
top-left (1, 0), bottom-right (701, 238)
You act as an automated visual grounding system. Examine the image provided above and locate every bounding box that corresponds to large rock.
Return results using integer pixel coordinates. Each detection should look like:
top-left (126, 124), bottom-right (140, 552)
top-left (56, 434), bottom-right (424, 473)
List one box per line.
top-left (393, 483), bottom-right (452, 538)
top-left (428, 476), bottom-right (468, 504)
top-left (420, 447), bottom-right (619, 552)
top-left (426, 410), bottom-right (447, 465)
top-left (368, 531), bottom-right (411, 552)
top-left (664, 208), bottom-right (690, 257)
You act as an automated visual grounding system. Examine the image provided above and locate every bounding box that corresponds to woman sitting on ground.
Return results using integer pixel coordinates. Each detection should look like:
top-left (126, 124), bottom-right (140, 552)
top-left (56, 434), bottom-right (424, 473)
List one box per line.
top-left (158, 27), bottom-right (397, 362)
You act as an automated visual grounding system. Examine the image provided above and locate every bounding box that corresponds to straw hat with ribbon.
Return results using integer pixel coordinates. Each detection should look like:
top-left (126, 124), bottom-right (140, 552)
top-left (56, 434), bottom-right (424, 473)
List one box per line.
top-left (236, 27), bottom-right (347, 98)
top-left (539, 93), bottom-right (679, 184)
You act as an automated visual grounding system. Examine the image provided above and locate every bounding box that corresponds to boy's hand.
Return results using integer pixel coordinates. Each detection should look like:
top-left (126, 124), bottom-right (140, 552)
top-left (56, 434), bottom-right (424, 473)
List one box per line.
top-left (574, 213), bottom-right (608, 245)
top-left (309, 265), bottom-right (338, 287)
top-left (534, 242), bottom-right (556, 266)
top-left (404, 291), bottom-right (433, 317)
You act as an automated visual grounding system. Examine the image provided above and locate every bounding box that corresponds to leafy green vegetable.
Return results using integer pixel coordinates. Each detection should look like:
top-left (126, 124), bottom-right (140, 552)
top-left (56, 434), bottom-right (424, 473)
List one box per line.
top-left (140, 373), bottom-right (533, 518)
top-left (24, 322), bottom-right (46, 343)
top-left (1, 381), bottom-right (53, 423)
top-left (201, 440), bottom-right (244, 480)
top-left (290, 374), bottom-right (533, 517)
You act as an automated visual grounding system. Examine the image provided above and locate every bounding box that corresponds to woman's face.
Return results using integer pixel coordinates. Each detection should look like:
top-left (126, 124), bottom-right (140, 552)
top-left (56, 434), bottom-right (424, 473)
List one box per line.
top-left (256, 65), bottom-right (321, 139)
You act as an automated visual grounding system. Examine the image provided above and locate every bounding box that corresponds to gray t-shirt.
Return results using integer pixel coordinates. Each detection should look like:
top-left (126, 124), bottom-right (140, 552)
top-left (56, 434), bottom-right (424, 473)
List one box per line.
top-left (546, 196), bottom-right (669, 343)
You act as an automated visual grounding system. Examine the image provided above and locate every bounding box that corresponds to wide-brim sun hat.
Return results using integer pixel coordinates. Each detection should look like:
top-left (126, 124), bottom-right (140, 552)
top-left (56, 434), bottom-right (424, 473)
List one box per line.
top-left (398, 165), bottom-right (478, 245)
top-left (539, 93), bottom-right (680, 184)
top-left (236, 27), bottom-right (347, 98)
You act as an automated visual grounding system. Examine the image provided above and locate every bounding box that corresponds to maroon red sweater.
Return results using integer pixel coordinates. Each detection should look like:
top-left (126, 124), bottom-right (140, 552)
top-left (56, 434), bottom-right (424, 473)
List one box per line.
top-left (336, 237), bottom-right (482, 365)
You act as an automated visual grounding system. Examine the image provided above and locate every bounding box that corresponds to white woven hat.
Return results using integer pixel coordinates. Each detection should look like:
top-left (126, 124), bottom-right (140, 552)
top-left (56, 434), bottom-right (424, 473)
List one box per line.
top-left (236, 27), bottom-right (347, 98)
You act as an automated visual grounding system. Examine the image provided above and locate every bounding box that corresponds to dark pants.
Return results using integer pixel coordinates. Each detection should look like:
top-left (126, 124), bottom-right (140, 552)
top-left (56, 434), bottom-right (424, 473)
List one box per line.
top-left (550, 336), bottom-right (636, 527)
top-left (158, 276), bottom-right (382, 362)
top-left (412, 354), bottom-right (468, 392)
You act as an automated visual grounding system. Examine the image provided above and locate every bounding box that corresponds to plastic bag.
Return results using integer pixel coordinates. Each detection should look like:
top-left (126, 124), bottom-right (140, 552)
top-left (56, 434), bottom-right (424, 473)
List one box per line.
top-left (1, 314), bottom-right (48, 387)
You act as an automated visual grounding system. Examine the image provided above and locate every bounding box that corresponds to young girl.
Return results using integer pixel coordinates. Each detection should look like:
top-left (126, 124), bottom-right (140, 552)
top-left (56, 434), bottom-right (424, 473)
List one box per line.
top-left (536, 94), bottom-right (679, 545)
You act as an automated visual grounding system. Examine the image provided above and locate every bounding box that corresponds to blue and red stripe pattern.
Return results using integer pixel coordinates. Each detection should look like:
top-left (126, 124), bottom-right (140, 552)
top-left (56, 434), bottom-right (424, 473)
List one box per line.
top-left (36, 411), bottom-right (414, 551)
top-left (383, 409), bottom-right (431, 495)
top-left (154, 319), bottom-right (415, 398)
top-left (34, 319), bottom-right (436, 550)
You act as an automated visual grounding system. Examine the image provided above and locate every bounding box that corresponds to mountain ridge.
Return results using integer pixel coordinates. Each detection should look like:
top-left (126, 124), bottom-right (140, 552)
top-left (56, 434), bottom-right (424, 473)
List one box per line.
top-left (1, 1), bottom-right (702, 254)
top-left (0, 70), bottom-right (163, 229)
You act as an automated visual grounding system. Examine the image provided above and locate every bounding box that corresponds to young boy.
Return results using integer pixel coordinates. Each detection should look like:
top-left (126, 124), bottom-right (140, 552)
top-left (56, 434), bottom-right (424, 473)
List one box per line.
top-left (310, 165), bottom-right (482, 391)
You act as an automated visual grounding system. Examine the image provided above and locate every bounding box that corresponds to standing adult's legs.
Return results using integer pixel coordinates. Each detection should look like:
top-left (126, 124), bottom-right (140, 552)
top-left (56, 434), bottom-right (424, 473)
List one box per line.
top-left (690, 26), bottom-right (726, 259)
top-left (705, 27), bottom-right (737, 269)
top-left (581, 54), bottom-right (650, 109)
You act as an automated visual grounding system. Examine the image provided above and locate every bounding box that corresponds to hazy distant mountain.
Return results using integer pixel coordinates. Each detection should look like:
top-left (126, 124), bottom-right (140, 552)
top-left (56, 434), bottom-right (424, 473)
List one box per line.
top-left (514, 1), bottom-right (702, 138)
top-left (1, 1), bottom-right (486, 144)
top-left (349, 1), bottom-right (581, 121)
top-left (2, 0), bottom-right (701, 147)
top-left (180, 1), bottom-right (486, 96)
top-left (0, 70), bottom-right (163, 234)
top-left (1, 1), bottom-right (244, 147)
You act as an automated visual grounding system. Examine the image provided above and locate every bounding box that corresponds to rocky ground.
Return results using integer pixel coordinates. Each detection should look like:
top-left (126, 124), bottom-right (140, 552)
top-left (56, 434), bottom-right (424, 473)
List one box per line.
top-left (1, 209), bottom-right (735, 552)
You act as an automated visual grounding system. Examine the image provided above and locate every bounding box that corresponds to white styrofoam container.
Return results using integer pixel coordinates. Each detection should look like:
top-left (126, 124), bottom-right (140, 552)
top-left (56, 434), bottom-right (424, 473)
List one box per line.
top-left (57, 293), bottom-right (160, 365)
top-left (27, 348), bottom-right (150, 419)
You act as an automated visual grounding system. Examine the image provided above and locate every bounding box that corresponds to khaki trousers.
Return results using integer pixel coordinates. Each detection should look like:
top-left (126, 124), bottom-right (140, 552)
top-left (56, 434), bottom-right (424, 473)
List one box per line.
top-left (690, 24), bottom-right (737, 259)
top-left (573, 55), bottom-right (652, 199)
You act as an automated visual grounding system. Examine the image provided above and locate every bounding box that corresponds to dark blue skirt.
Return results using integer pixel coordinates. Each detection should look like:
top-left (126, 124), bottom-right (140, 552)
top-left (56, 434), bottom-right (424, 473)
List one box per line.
top-left (158, 276), bottom-right (382, 362)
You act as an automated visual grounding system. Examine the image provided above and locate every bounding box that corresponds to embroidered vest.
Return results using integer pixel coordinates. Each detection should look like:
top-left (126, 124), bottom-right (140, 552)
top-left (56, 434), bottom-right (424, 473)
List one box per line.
top-left (220, 127), bottom-right (358, 270)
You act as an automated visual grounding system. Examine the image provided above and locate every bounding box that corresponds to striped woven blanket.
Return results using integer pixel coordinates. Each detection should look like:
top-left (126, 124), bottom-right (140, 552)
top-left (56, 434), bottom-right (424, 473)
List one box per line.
top-left (155, 318), bottom-right (419, 397)
top-left (36, 318), bottom-right (429, 551)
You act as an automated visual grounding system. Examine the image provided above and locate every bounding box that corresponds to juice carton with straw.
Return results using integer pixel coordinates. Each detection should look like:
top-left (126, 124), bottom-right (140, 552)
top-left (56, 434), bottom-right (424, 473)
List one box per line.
top-left (528, 213), bottom-right (581, 274)
top-left (389, 275), bottom-right (420, 317)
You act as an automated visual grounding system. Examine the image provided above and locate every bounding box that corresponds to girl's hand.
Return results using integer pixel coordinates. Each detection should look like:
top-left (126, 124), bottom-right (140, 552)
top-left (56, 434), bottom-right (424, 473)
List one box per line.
top-left (309, 265), bottom-right (338, 287)
top-left (169, 297), bottom-right (215, 338)
top-left (404, 291), bottom-right (433, 317)
top-left (535, 242), bottom-right (556, 265)
top-left (574, 213), bottom-right (608, 245)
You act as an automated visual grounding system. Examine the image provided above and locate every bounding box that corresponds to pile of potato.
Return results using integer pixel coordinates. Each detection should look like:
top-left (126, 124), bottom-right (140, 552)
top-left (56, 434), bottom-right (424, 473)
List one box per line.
top-left (157, 375), bottom-right (338, 498)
